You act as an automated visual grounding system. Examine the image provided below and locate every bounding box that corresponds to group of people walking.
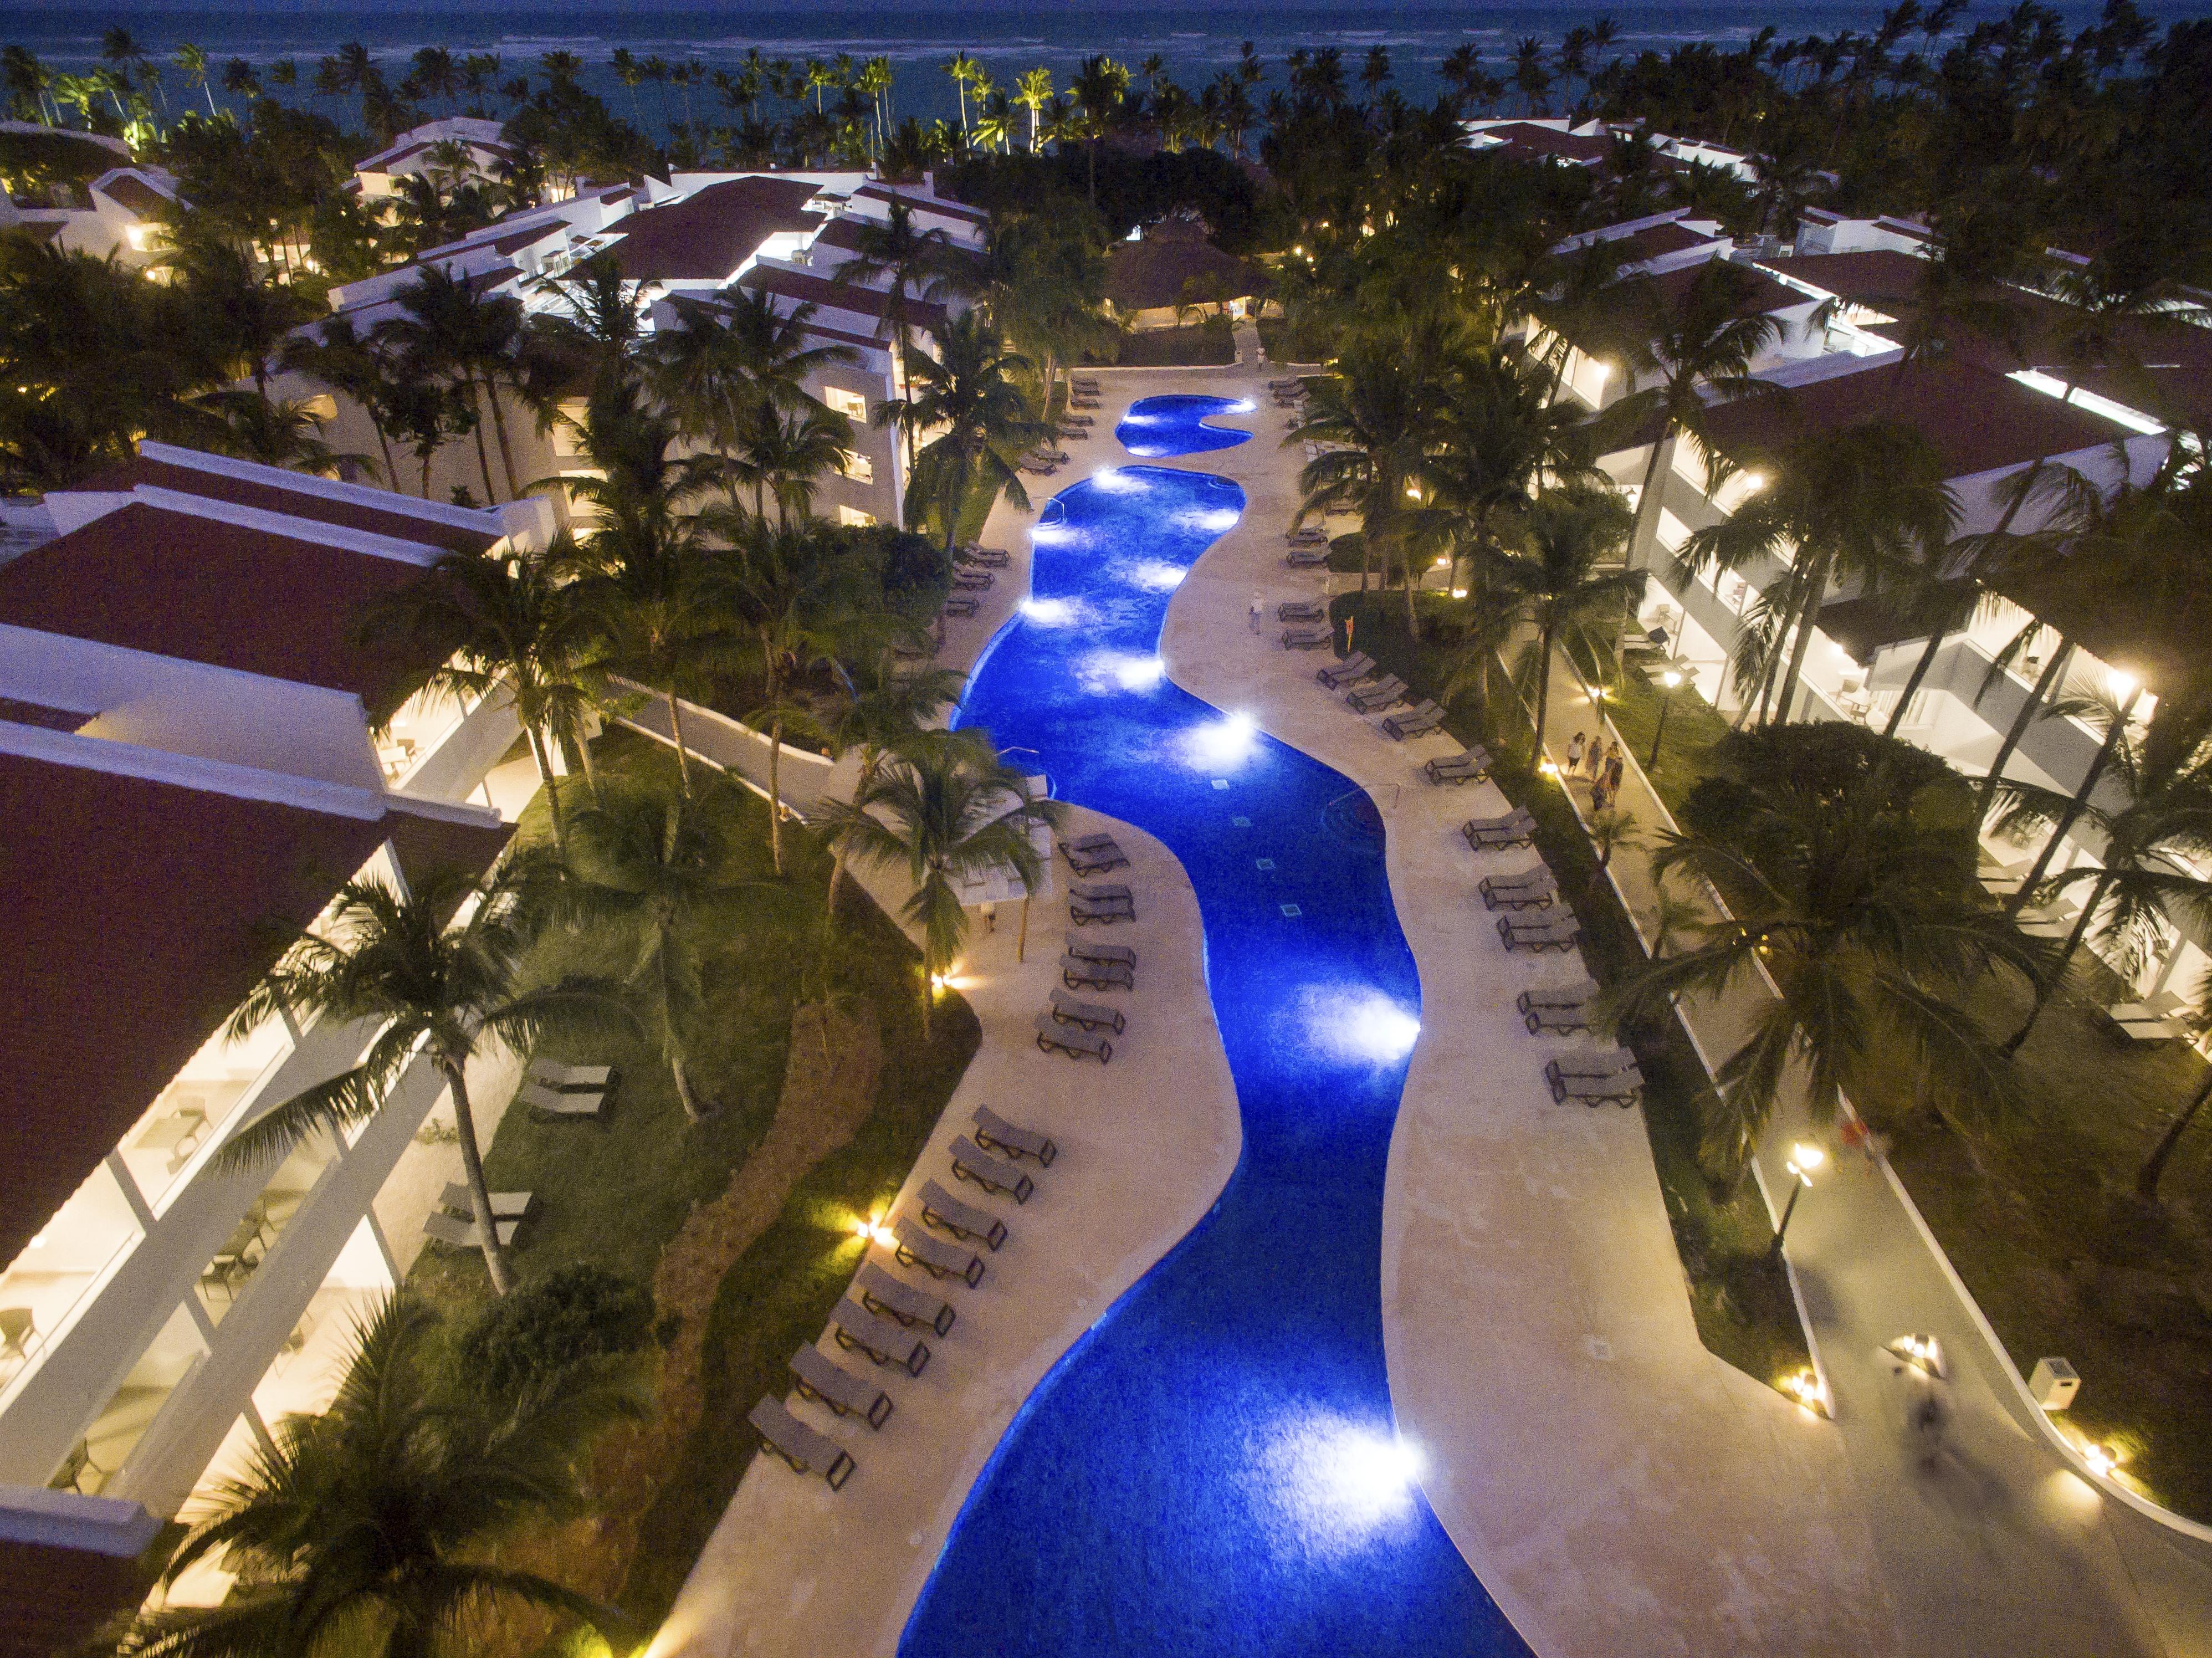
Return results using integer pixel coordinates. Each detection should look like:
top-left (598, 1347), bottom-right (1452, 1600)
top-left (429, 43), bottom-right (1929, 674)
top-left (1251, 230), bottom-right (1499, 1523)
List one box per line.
top-left (1564, 731), bottom-right (1626, 811)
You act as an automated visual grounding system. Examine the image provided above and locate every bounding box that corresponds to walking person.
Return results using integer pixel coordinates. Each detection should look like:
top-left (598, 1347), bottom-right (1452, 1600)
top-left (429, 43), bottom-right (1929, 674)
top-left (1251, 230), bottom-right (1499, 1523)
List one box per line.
top-left (1602, 748), bottom-right (1624, 802)
top-left (1249, 592), bottom-right (1264, 633)
top-left (1584, 735), bottom-right (1605, 783)
top-left (1565, 731), bottom-right (1587, 776)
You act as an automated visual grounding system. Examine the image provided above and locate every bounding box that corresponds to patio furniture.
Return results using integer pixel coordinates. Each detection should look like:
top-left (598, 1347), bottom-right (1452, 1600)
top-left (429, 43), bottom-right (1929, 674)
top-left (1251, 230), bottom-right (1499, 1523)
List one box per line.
top-left (1523, 999), bottom-right (1590, 1034)
top-left (831, 1295), bottom-right (931, 1375)
top-left (1278, 603), bottom-right (1327, 627)
top-left (1548, 1068), bottom-right (1643, 1108)
top-left (1346, 677), bottom-right (1410, 714)
top-left (1285, 545), bottom-right (1330, 569)
top-left (526, 1061), bottom-right (612, 1091)
top-left (1282, 626), bottom-right (1332, 649)
top-left (1479, 869), bottom-right (1557, 910)
top-left (951, 568), bottom-right (994, 591)
top-left (1285, 527), bottom-right (1327, 545)
top-left (959, 545), bottom-right (1011, 567)
top-left (1545, 1048), bottom-right (1640, 1080)
top-left (1425, 748), bottom-right (1491, 785)
top-left (974, 1104), bottom-right (1059, 1165)
top-left (951, 1135), bottom-right (1037, 1201)
top-left (1021, 463), bottom-right (1059, 477)
top-left (1070, 880), bottom-right (1131, 903)
top-left (2108, 991), bottom-right (2185, 1025)
top-left (857, 1261), bottom-right (957, 1337)
top-left (1381, 701), bottom-right (1443, 739)
top-left (1061, 952), bottom-right (1135, 991)
top-left (1062, 413), bottom-right (1095, 426)
top-left (1064, 841), bottom-right (1130, 876)
top-left (1061, 426), bottom-right (1092, 439)
top-left (790, 1344), bottom-right (894, 1427)
top-left (422, 1210), bottom-right (522, 1248)
top-left (2, 1308), bottom-right (36, 1366)
top-left (1065, 933), bottom-right (1136, 967)
top-left (1049, 987), bottom-right (1126, 1035)
top-left (1317, 653), bottom-right (1376, 689)
top-left (893, 1214), bottom-right (986, 1287)
top-left (1070, 893), bottom-right (1134, 925)
top-left (520, 1079), bottom-right (610, 1122)
top-left (919, 1178), bottom-right (1008, 1250)
top-left (1067, 832), bottom-right (1117, 852)
top-left (2117, 1017), bottom-right (2190, 1042)
top-left (1520, 979), bottom-right (1600, 1011)
top-left (1035, 1014), bottom-right (1114, 1062)
top-left (1463, 808), bottom-right (1537, 850)
top-left (942, 595), bottom-right (980, 618)
top-left (438, 1183), bottom-right (535, 1221)
top-left (749, 1395), bottom-right (857, 1489)
top-left (1500, 910), bottom-right (1582, 953)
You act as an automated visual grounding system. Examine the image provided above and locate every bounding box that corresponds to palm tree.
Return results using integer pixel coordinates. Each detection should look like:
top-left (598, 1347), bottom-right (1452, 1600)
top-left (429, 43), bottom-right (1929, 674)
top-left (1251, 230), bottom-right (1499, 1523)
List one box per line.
top-left (121, 1295), bottom-right (639, 1658)
top-left (726, 401), bottom-right (854, 526)
top-left (877, 310), bottom-right (1051, 565)
top-left (1610, 758), bottom-right (2041, 1169)
top-left (813, 734), bottom-right (1061, 1033)
top-left (562, 778), bottom-right (780, 1121)
top-left (173, 44), bottom-right (216, 117)
top-left (1068, 55), bottom-right (1131, 207)
top-left (1681, 419), bottom-right (1958, 728)
top-left (375, 265), bottom-right (529, 502)
top-left (820, 666), bottom-right (969, 923)
top-left (280, 314), bottom-right (408, 490)
top-left (1606, 259), bottom-right (1790, 564)
top-left (834, 196), bottom-right (959, 359)
top-left (217, 865), bottom-right (622, 1294)
top-left (187, 390), bottom-right (365, 475)
top-left (365, 542), bottom-right (607, 848)
top-left (1016, 66), bottom-right (1054, 152)
top-left (1992, 703), bottom-right (2212, 1053)
top-left (1489, 484), bottom-right (1643, 759)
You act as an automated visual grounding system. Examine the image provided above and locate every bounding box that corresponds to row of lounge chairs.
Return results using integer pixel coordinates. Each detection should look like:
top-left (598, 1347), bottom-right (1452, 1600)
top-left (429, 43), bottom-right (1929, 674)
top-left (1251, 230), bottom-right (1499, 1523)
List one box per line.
top-left (752, 1100), bottom-right (1060, 1490)
top-left (1048, 840), bottom-right (1140, 1061)
top-left (521, 1058), bottom-right (615, 1123)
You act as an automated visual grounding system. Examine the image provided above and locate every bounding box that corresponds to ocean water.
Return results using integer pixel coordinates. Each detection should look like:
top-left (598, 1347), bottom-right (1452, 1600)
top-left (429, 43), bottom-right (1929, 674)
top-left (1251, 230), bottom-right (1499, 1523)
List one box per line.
top-left (907, 398), bottom-right (1529, 1655)
top-left (6, 2), bottom-right (2199, 137)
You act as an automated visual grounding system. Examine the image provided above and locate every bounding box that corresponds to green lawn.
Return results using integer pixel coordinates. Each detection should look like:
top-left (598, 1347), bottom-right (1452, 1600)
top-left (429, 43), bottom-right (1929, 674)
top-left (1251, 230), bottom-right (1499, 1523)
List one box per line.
top-left (1328, 593), bottom-right (1815, 1390)
top-left (1088, 316), bottom-right (1236, 367)
top-left (403, 731), bottom-right (981, 1633)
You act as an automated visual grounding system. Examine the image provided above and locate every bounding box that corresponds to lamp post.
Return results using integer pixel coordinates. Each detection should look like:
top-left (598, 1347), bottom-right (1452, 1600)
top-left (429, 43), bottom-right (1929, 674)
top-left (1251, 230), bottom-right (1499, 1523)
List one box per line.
top-left (1647, 668), bottom-right (1683, 771)
top-left (1769, 1140), bottom-right (1825, 1260)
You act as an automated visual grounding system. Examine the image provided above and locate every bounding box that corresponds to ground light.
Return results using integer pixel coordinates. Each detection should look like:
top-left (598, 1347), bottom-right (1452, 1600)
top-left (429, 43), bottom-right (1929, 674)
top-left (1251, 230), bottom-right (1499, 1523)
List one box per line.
top-left (1647, 668), bottom-right (1684, 770)
top-left (1769, 1140), bottom-right (1824, 1259)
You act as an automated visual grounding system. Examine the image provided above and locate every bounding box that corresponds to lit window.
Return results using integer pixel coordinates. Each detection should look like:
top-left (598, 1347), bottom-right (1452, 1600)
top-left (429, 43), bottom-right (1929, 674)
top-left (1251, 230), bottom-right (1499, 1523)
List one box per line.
top-left (841, 451), bottom-right (874, 484)
top-left (823, 386), bottom-right (867, 422)
top-left (838, 505), bottom-right (877, 528)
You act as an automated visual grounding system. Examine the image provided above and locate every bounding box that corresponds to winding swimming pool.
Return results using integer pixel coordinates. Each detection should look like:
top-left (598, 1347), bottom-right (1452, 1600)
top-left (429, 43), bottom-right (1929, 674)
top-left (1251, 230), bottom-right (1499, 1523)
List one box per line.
top-left (1114, 390), bottom-right (1260, 457)
top-left (900, 398), bottom-right (1525, 1657)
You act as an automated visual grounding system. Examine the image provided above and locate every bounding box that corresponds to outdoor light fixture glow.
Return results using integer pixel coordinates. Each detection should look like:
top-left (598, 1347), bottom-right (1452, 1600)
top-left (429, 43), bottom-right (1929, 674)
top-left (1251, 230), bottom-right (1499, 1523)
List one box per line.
top-left (1228, 397), bottom-right (1257, 414)
top-left (1781, 1369), bottom-right (1826, 1415)
top-left (1741, 470), bottom-right (1768, 493)
top-left (1785, 1142), bottom-right (1825, 1183)
top-left (1450, 587), bottom-right (1469, 600)
top-left (1662, 669), bottom-right (1683, 688)
top-left (1405, 482), bottom-right (1422, 500)
top-left (2109, 668), bottom-right (2138, 699)
top-left (852, 1214), bottom-right (894, 1245)
top-left (2082, 1442), bottom-right (2120, 1478)
top-left (1020, 596), bottom-right (1078, 626)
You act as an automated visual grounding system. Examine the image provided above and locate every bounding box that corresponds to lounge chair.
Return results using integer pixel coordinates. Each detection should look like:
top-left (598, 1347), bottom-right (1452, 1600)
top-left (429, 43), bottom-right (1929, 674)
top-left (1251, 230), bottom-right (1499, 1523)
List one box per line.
top-left (438, 1183), bottom-right (534, 1220)
top-left (951, 1135), bottom-right (1037, 1201)
top-left (1285, 527), bottom-right (1327, 545)
top-left (1346, 677), bottom-right (1410, 713)
top-left (1547, 1048), bottom-right (1640, 1081)
top-left (1071, 880), bottom-right (1131, 903)
top-left (957, 542), bottom-right (1011, 566)
top-left (1547, 1065), bottom-right (1643, 1108)
top-left (951, 568), bottom-right (994, 591)
top-left (1524, 999), bottom-right (1591, 1034)
top-left (1499, 910), bottom-right (1582, 953)
top-left (857, 1260), bottom-right (956, 1337)
top-left (1021, 463), bottom-right (1059, 477)
top-left (1049, 987), bottom-right (1126, 1035)
top-left (1070, 893), bottom-right (1134, 925)
top-left (1067, 832), bottom-right (1117, 852)
top-left (1519, 980), bottom-right (1599, 1011)
top-left (830, 1296), bottom-right (930, 1375)
top-left (1064, 933), bottom-right (1136, 968)
top-left (1062, 413), bottom-right (1095, 426)
top-left (1282, 626), bottom-right (1332, 649)
top-left (422, 1210), bottom-right (521, 1248)
top-left (749, 1395), bottom-right (856, 1490)
top-left (1285, 545), bottom-right (1329, 569)
top-left (919, 1178), bottom-right (1008, 1250)
top-left (1061, 951), bottom-right (1134, 991)
top-left (790, 1344), bottom-right (894, 1427)
top-left (1317, 653), bottom-right (1376, 689)
top-left (1480, 870), bottom-right (1557, 910)
top-left (974, 1104), bottom-right (1059, 1165)
top-left (1424, 748), bottom-right (1491, 785)
top-left (1060, 426), bottom-right (1091, 440)
top-left (520, 1079), bottom-right (609, 1122)
top-left (527, 1060), bottom-right (612, 1091)
top-left (1463, 809), bottom-right (1537, 850)
top-left (1381, 700), bottom-right (1444, 740)
top-left (1277, 599), bottom-right (1326, 622)
top-left (1064, 842), bottom-right (1130, 876)
top-left (1035, 1013), bottom-right (1113, 1062)
top-left (892, 1214), bottom-right (986, 1286)
top-left (942, 595), bottom-right (980, 618)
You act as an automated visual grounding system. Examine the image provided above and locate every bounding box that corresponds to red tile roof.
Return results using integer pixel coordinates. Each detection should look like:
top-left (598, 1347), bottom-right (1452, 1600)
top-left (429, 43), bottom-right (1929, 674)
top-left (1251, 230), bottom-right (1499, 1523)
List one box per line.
top-left (1699, 358), bottom-right (2131, 479)
top-left (1615, 219), bottom-right (1721, 261)
top-left (854, 182), bottom-right (989, 224)
top-left (739, 263), bottom-right (950, 339)
top-left (0, 749), bottom-right (509, 1267)
top-left (0, 503), bottom-right (440, 710)
top-left (91, 172), bottom-right (170, 217)
top-left (77, 453), bottom-right (501, 555)
top-left (605, 176), bottom-right (825, 282)
top-left (1642, 258), bottom-right (1808, 320)
top-left (1482, 122), bottom-right (1610, 163)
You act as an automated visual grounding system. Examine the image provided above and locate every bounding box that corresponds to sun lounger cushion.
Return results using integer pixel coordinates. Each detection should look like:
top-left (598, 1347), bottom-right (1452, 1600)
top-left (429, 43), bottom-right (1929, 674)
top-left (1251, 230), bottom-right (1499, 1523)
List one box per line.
top-left (1049, 987), bottom-right (1127, 1035)
top-left (527, 1061), bottom-right (612, 1091)
top-left (831, 1296), bottom-right (931, 1374)
top-left (1317, 654), bottom-right (1375, 688)
top-left (919, 1178), bottom-right (1008, 1249)
top-left (422, 1210), bottom-right (521, 1248)
top-left (1070, 893), bottom-right (1134, 924)
top-left (892, 1214), bottom-right (986, 1286)
top-left (749, 1395), bottom-right (856, 1489)
top-left (950, 1134), bottom-right (1038, 1200)
top-left (1061, 952), bottom-right (1135, 991)
top-left (857, 1260), bottom-right (956, 1337)
top-left (974, 1104), bottom-right (1059, 1165)
top-left (790, 1344), bottom-right (894, 1427)
top-left (1064, 933), bottom-right (1136, 966)
top-left (519, 1079), bottom-right (609, 1120)
top-left (438, 1183), bottom-right (533, 1220)
top-left (1071, 880), bottom-right (1131, 902)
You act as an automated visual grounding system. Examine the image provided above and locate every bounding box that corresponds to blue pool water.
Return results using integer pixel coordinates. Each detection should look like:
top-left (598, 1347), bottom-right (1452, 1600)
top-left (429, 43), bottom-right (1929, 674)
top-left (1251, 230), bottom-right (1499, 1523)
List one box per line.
top-left (1114, 392), bottom-right (1259, 457)
top-left (899, 402), bottom-right (1527, 1656)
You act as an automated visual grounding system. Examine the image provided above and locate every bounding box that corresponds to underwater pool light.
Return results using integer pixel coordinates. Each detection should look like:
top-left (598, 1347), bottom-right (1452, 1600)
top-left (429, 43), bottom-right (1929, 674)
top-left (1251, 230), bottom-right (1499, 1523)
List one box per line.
top-left (1021, 596), bottom-right (1078, 626)
top-left (1301, 984), bottom-right (1422, 1063)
